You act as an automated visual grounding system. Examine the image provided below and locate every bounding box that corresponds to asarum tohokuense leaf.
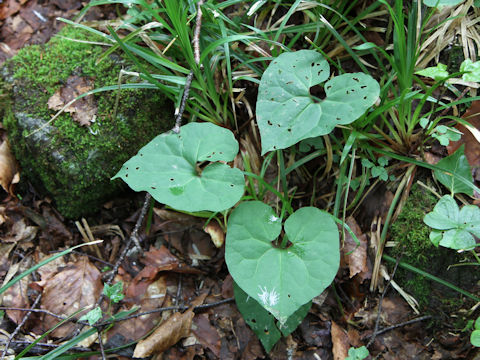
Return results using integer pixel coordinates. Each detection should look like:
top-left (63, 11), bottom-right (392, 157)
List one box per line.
top-left (256, 50), bottom-right (379, 154)
top-left (233, 282), bottom-right (311, 352)
top-left (112, 122), bottom-right (245, 212)
top-left (225, 201), bottom-right (339, 324)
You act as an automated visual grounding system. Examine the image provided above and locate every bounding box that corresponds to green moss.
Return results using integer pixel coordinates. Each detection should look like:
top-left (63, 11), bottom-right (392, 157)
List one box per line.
top-left (3, 26), bottom-right (171, 218)
top-left (388, 184), bottom-right (479, 320)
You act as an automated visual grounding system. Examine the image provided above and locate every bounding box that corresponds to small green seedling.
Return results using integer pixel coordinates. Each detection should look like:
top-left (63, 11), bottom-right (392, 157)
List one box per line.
top-left (79, 306), bottom-right (103, 326)
top-left (103, 281), bottom-right (125, 303)
top-left (433, 145), bottom-right (473, 196)
top-left (424, 195), bottom-right (480, 250)
top-left (346, 346), bottom-right (370, 360)
top-left (461, 59), bottom-right (480, 82)
top-left (419, 118), bottom-right (462, 146)
top-left (415, 63), bottom-right (449, 81)
top-left (79, 281), bottom-right (125, 326)
top-left (234, 282), bottom-right (311, 352)
top-left (471, 317), bottom-right (480, 347)
top-left (113, 122), bottom-right (245, 212)
top-left (256, 50), bottom-right (379, 154)
top-left (225, 201), bottom-right (339, 324)
top-left (361, 157), bottom-right (393, 181)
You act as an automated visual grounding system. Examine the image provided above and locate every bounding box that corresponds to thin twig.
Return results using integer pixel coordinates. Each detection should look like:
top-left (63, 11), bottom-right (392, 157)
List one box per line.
top-left (0, 293), bottom-right (42, 360)
top-left (173, 0), bottom-right (204, 133)
top-left (98, 331), bottom-right (106, 360)
top-left (367, 315), bottom-right (432, 338)
top-left (0, 297), bottom-right (234, 329)
top-left (367, 258), bottom-right (401, 348)
top-left (0, 339), bottom-right (89, 353)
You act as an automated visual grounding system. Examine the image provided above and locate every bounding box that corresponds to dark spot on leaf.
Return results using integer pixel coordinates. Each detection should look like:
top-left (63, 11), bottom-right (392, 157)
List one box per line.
top-left (327, 85), bottom-right (331, 90)
top-left (363, 96), bottom-right (367, 100)
top-left (268, 120), bottom-right (273, 126)
top-left (251, 318), bottom-right (256, 323)
top-left (278, 69), bottom-right (282, 74)
top-left (230, 184), bottom-right (234, 187)
top-left (212, 152), bottom-right (216, 154)
top-left (311, 62), bottom-right (315, 67)
top-left (273, 146), bottom-right (277, 149)
top-left (151, 187), bottom-right (156, 189)
top-left (273, 61), bottom-right (277, 64)
top-left (140, 153), bottom-right (144, 156)
top-left (288, 294), bottom-right (291, 298)
top-left (135, 167), bottom-right (139, 170)
top-left (219, 152), bottom-right (223, 154)
top-left (270, 98), bottom-right (275, 101)
top-left (336, 117), bottom-right (341, 121)
top-left (170, 178), bottom-right (174, 181)
top-left (346, 90), bottom-right (350, 94)
top-left (264, 328), bottom-right (269, 334)
top-left (277, 124), bottom-right (281, 127)
top-left (287, 128), bottom-right (292, 132)
top-left (361, 85), bottom-right (367, 89)
top-left (351, 89), bottom-right (355, 92)
top-left (293, 65), bottom-right (296, 68)
top-left (207, 155), bottom-right (211, 158)
top-left (125, 174), bottom-right (128, 177)
top-left (318, 70), bottom-right (323, 76)
top-left (126, 167), bottom-right (129, 170)
top-left (353, 77), bottom-right (359, 82)
top-left (286, 81), bottom-right (293, 85)
top-left (305, 76), bottom-right (309, 80)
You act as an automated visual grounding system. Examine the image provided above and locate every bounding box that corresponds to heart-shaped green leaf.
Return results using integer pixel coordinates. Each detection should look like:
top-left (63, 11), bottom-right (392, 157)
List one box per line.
top-left (256, 50), bottom-right (379, 154)
top-left (113, 122), bottom-right (245, 212)
top-left (433, 144), bottom-right (473, 196)
top-left (424, 195), bottom-right (480, 250)
top-left (233, 282), bottom-right (311, 352)
top-left (225, 201), bottom-right (339, 324)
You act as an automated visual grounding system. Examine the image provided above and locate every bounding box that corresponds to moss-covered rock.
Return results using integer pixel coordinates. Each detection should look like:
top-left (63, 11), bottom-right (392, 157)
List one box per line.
top-left (2, 26), bottom-right (171, 218)
top-left (389, 184), bottom-right (479, 317)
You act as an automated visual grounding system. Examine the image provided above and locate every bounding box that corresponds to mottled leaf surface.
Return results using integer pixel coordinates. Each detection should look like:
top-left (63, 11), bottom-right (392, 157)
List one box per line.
top-left (113, 122), bottom-right (245, 212)
top-left (226, 201), bottom-right (339, 324)
top-left (256, 50), bottom-right (379, 154)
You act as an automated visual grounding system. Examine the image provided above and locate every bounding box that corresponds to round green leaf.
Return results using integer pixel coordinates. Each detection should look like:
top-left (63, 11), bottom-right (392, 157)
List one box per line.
top-left (471, 329), bottom-right (480, 347)
top-left (423, 195), bottom-right (460, 230)
top-left (113, 122), bottom-right (245, 212)
top-left (225, 201), bottom-right (339, 324)
top-left (256, 50), bottom-right (379, 154)
top-left (424, 195), bottom-right (480, 250)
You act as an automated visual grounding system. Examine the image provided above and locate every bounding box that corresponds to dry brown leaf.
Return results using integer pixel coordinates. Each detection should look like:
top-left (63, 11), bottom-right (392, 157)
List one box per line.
top-left (341, 216), bottom-right (369, 279)
top-left (40, 256), bottom-right (102, 338)
top-left (203, 221), bottom-right (224, 248)
top-left (32, 250), bottom-right (67, 289)
top-left (1, 218), bottom-right (37, 243)
top-left (47, 75), bottom-right (96, 126)
top-left (0, 0), bottom-right (21, 20)
top-left (192, 313), bottom-right (221, 357)
top-left (108, 275), bottom-right (167, 344)
top-left (142, 246), bottom-right (180, 272)
top-left (0, 140), bottom-right (19, 196)
top-left (448, 101), bottom-right (480, 171)
top-left (2, 260), bottom-right (31, 324)
top-left (133, 293), bottom-right (207, 357)
top-left (331, 321), bottom-right (349, 360)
